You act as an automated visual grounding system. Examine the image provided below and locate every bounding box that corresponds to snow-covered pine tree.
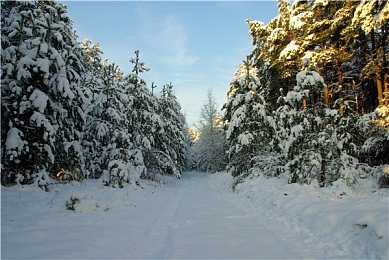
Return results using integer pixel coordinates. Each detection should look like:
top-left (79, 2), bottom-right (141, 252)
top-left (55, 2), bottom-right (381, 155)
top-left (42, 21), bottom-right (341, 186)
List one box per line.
top-left (130, 49), bottom-right (150, 76)
top-left (80, 39), bottom-right (107, 179)
top-left (154, 83), bottom-right (186, 178)
top-left (81, 39), bottom-right (106, 102)
top-left (284, 58), bottom-right (356, 187)
top-left (262, 0), bottom-right (297, 87)
top-left (82, 43), bottom-right (150, 185)
top-left (225, 0), bottom-right (388, 187)
top-left (85, 62), bottom-right (145, 187)
top-left (196, 89), bottom-right (226, 173)
top-left (298, 0), bottom-right (349, 109)
top-left (269, 0), bottom-right (308, 83)
top-left (246, 0), bottom-right (313, 109)
top-left (125, 50), bottom-right (166, 179)
top-left (223, 57), bottom-right (273, 178)
top-left (357, 108), bottom-right (389, 167)
top-left (247, 0), bottom-right (387, 116)
top-left (351, 0), bottom-right (388, 107)
top-left (1, 0), bottom-right (86, 187)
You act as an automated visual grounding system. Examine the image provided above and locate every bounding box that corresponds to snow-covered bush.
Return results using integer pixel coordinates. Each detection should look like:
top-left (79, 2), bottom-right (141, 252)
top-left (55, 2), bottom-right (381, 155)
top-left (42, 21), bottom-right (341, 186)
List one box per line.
top-left (358, 110), bottom-right (389, 166)
top-left (377, 165), bottom-right (389, 189)
top-left (250, 153), bottom-right (284, 178)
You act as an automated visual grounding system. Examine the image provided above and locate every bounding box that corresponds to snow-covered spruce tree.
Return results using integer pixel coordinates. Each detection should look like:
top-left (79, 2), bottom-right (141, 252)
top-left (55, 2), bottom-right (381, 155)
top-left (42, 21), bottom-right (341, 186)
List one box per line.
top-left (1, 0), bottom-right (86, 187)
top-left (196, 89), bottom-right (226, 173)
top-left (284, 59), bottom-right (354, 187)
top-left (124, 50), bottom-right (171, 179)
top-left (85, 62), bottom-right (145, 188)
top-left (223, 57), bottom-right (274, 178)
top-left (153, 83), bottom-right (186, 178)
top-left (80, 39), bottom-right (108, 179)
top-left (357, 107), bottom-right (389, 167)
top-left (80, 39), bottom-right (106, 103)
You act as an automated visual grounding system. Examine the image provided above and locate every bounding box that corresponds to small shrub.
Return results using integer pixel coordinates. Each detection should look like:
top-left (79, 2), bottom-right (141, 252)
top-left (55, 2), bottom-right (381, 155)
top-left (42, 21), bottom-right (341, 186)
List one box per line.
top-left (377, 165), bottom-right (389, 189)
top-left (66, 194), bottom-right (81, 211)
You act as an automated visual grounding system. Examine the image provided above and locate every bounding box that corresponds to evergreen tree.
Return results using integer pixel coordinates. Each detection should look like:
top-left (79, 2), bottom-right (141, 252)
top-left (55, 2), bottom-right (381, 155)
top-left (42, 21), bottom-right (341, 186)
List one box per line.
top-left (352, 0), bottom-right (388, 108)
top-left (154, 83), bottom-right (186, 178)
top-left (227, 0), bottom-right (389, 188)
top-left (81, 39), bottom-right (107, 179)
top-left (247, 0), bottom-right (384, 114)
top-left (84, 62), bottom-right (145, 187)
top-left (81, 38), bottom-right (106, 102)
top-left (357, 107), bottom-right (389, 167)
top-left (182, 122), bottom-right (198, 172)
top-left (125, 50), bottom-right (168, 179)
top-left (223, 58), bottom-right (271, 178)
top-left (1, 0), bottom-right (86, 187)
top-left (130, 49), bottom-right (150, 75)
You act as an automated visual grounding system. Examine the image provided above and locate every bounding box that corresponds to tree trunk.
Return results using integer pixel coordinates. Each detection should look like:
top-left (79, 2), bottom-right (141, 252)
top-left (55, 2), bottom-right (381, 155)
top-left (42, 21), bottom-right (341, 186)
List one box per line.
top-left (385, 75), bottom-right (389, 105)
top-left (371, 30), bottom-right (384, 105)
top-left (336, 39), bottom-right (344, 114)
top-left (324, 85), bottom-right (329, 107)
top-left (322, 60), bottom-right (329, 107)
top-left (361, 89), bottom-right (366, 115)
top-left (381, 26), bottom-right (388, 105)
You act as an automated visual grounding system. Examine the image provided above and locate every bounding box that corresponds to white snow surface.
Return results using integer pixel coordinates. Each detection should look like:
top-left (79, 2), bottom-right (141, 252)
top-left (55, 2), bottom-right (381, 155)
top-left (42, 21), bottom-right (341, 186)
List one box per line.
top-left (1, 172), bottom-right (388, 259)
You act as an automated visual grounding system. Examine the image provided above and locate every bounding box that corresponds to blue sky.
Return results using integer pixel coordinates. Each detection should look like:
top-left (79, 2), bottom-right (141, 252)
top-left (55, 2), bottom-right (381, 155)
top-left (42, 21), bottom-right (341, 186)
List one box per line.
top-left (63, 1), bottom-right (279, 126)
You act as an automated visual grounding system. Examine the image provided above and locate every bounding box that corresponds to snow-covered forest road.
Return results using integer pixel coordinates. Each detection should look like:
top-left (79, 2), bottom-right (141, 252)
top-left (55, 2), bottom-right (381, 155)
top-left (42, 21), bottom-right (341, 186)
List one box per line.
top-left (2, 172), bottom-right (315, 259)
top-left (134, 172), bottom-right (310, 259)
top-left (3, 171), bottom-right (387, 259)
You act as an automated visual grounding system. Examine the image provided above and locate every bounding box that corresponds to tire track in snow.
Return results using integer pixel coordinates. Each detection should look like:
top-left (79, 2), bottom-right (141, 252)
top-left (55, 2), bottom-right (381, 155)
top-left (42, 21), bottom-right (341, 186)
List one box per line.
top-left (206, 173), bottom-right (318, 258)
top-left (168, 172), bottom-right (312, 259)
top-left (133, 172), bottom-right (315, 259)
top-left (133, 180), bottom-right (184, 259)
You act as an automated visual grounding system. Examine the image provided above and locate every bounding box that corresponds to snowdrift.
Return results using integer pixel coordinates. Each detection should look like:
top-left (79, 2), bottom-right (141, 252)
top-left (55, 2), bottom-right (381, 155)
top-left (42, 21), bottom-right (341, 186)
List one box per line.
top-left (233, 175), bottom-right (389, 259)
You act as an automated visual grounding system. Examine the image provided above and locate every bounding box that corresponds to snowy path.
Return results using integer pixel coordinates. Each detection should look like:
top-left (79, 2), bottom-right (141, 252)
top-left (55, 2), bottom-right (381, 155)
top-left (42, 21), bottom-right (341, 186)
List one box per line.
top-left (133, 172), bottom-right (310, 259)
top-left (3, 171), bottom-right (387, 259)
top-left (2, 172), bottom-right (313, 259)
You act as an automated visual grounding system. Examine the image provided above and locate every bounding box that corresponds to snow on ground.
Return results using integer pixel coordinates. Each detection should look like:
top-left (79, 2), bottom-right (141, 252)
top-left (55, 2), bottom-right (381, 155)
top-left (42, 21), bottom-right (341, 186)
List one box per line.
top-left (229, 174), bottom-right (389, 259)
top-left (1, 171), bottom-right (388, 259)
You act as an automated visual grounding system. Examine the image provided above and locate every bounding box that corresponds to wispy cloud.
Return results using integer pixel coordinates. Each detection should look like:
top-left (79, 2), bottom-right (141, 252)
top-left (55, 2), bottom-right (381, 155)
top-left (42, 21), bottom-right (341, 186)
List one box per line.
top-left (172, 72), bottom-right (203, 85)
top-left (135, 5), bottom-right (198, 68)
